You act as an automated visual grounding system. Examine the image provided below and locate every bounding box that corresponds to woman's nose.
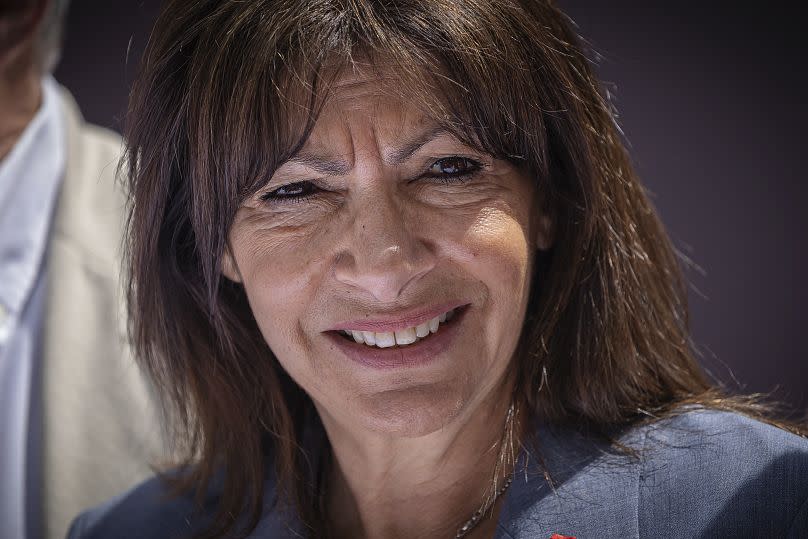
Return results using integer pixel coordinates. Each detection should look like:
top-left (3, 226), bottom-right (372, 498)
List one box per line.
top-left (332, 192), bottom-right (436, 303)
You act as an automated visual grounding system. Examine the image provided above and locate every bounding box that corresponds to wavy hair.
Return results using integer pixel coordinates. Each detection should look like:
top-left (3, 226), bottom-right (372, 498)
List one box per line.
top-left (124, 1), bottom-right (800, 537)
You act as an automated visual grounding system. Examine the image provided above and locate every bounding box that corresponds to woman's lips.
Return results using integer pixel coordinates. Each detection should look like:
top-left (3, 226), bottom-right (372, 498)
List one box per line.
top-left (329, 301), bottom-right (468, 333)
top-left (324, 306), bottom-right (468, 369)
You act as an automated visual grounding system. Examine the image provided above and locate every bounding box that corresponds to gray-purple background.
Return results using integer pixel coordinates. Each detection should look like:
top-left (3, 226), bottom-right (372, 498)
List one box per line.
top-left (54, 1), bottom-right (807, 418)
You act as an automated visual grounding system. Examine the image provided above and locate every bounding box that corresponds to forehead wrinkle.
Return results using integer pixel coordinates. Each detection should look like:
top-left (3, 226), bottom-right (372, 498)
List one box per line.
top-left (274, 73), bottom-right (465, 175)
top-left (277, 124), bottom-right (462, 176)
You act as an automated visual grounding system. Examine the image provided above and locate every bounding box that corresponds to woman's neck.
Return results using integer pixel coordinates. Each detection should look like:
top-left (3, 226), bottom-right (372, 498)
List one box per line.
top-left (318, 389), bottom-right (522, 539)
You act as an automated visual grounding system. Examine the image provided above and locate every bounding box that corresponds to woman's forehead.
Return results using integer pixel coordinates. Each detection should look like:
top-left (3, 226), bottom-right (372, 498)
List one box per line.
top-left (312, 91), bottom-right (437, 146)
top-left (317, 59), bottom-right (436, 117)
top-left (288, 64), bottom-right (466, 157)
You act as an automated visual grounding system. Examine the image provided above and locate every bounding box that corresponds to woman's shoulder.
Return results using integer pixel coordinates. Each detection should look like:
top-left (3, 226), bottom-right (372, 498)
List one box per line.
top-left (65, 468), bottom-right (241, 539)
top-left (639, 406), bottom-right (808, 473)
top-left (66, 473), bottom-right (205, 539)
top-left (502, 407), bottom-right (807, 538)
top-left (66, 469), bottom-right (296, 539)
top-left (636, 407), bottom-right (808, 536)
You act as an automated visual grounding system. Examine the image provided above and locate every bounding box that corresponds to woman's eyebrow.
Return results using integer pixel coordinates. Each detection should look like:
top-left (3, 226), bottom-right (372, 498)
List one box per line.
top-left (281, 154), bottom-right (352, 175)
top-left (278, 126), bottom-right (453, 174)
top-left (385, 125), bottom-right (452, 164)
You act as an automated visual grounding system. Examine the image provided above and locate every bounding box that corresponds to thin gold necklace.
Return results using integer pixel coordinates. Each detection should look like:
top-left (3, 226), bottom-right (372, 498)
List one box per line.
top-left (455, 401), bottom-right (518, 538)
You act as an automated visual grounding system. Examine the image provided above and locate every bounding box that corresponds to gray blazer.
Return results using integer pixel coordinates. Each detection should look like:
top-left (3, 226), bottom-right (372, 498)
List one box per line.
top-left (67, 408), bottom-right (808, 538)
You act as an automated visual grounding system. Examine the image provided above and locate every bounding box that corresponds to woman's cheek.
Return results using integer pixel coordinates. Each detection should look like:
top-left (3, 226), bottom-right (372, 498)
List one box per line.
top-left (455, 206), bottom-right (533, 367)
top-left (462, 206), bottom-right (532, 291)
top-left (234, 210), bottom-right (333, 278)
top-left (228, 220), bottom-right (325, 351)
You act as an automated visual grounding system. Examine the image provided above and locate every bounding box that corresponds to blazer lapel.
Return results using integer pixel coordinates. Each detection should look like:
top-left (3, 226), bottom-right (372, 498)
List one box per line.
top-left (496, 423), bottom-right (643, 539)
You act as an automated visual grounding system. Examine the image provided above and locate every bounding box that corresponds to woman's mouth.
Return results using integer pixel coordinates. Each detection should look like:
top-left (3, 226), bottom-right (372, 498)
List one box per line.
top-left (337, 307), bottom-right (457, 348)
top-left (326, 305), bottom-right (469, 369)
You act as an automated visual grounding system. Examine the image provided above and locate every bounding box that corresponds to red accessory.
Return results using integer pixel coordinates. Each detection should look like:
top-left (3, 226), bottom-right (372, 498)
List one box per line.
top-left (550, 535), bottom-right (576, 539)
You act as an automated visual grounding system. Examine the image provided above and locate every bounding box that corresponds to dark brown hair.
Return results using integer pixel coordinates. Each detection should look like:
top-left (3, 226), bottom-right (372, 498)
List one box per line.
top-left (124, 1), bottom-right (802, 537)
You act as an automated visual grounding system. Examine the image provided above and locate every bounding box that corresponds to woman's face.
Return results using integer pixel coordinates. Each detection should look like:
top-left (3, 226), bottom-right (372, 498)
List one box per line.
top-left (224, 68), bottom-right (552, 437)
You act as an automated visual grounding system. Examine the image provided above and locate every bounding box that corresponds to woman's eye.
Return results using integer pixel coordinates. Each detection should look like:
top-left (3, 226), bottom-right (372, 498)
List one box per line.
top-left (426, 156), bottom-right (483, 181)
top-left (261, 181), bottom-right (319, 203)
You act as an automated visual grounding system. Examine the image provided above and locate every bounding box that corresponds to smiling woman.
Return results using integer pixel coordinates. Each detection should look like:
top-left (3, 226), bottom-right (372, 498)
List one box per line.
top-left (222, 75), bottom-right (545, 440)
top-left (67, 1), bottom-right (808, 538)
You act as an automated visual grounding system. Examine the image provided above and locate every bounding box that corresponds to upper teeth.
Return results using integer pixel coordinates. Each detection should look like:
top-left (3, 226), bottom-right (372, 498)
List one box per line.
top-left (341, 308), bottom-right (456, 348)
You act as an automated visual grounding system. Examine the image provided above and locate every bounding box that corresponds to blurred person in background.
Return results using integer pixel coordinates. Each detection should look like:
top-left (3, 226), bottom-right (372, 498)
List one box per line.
top-left (0, 1), bottom-right (165, 538)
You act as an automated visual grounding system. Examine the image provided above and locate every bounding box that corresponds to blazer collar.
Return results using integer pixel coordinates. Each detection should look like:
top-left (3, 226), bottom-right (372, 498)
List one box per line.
top-left (495, 422), bottom-right (643, 539)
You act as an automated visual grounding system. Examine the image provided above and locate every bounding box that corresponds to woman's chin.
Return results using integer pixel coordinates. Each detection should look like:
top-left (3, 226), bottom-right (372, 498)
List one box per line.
top-left (349, 383), bottom-right (468, 438)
